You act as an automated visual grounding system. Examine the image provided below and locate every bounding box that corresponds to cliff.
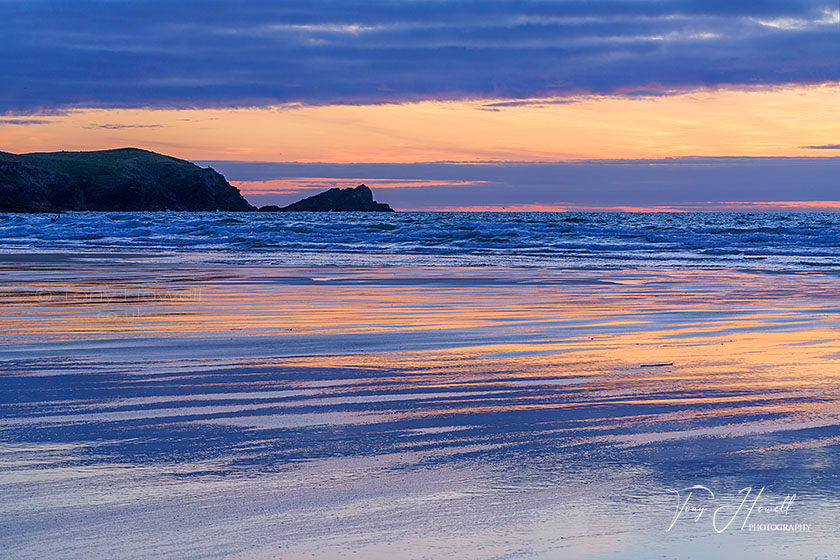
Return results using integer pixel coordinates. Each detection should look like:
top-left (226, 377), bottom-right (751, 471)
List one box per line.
top-left (266, 184), bottom-right (394, 212)
top-left (0, 148), bottom-right (255, 212)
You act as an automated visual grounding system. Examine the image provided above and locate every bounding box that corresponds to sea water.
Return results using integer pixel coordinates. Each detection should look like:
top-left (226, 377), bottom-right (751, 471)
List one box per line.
top-left (2, 211), bottom-right (840, 270)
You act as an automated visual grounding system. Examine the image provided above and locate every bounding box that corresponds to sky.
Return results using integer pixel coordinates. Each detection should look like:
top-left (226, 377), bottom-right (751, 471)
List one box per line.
top-left (1, 0), bottom-right (839, 210)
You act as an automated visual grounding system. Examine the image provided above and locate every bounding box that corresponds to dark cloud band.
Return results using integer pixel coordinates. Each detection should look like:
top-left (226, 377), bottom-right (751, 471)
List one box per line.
top-left (1, 1), bottom-right (838, 113)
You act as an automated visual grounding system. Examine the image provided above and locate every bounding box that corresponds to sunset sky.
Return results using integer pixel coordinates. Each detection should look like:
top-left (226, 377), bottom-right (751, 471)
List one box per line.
top-left (1, 1), bottom-right (838, 210)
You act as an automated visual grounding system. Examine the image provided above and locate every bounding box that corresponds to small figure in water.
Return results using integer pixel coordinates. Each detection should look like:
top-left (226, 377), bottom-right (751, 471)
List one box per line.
top-left (50, 212), bottom-right (61, 222)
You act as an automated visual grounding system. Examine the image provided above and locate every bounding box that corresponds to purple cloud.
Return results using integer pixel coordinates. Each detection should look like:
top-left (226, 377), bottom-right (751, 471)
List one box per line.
top-left (201, 157), bottom-right (840, 209)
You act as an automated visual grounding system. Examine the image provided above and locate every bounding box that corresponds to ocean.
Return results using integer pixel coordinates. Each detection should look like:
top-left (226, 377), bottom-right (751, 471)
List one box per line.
top-left (3, 211), bottom-right (840, 269)
top-left (2, 212), bottom-right (840, 559)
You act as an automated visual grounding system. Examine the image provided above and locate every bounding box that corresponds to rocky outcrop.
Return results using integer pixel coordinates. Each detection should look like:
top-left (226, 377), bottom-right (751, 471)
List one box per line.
top-left (265, 184), bottom-right (394, 212)
top-left (0, 148), bottom-right (255, 212)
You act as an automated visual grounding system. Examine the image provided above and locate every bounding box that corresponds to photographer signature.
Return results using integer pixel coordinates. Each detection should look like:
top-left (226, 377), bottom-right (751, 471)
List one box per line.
top-left (666, 485), bottom-right (804, 533)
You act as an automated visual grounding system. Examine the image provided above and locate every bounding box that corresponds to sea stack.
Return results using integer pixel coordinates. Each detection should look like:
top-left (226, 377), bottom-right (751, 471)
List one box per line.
top-left (264, 184), bottom-right (394, 212)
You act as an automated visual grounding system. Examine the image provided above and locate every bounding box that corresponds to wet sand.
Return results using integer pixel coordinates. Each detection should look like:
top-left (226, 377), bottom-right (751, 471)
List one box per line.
top-left (2, 254), bottom-right (840, 559)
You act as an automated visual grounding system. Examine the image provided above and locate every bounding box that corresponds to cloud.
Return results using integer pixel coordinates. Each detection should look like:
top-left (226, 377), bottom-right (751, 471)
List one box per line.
top-left (1, 1), bottom-right (839, 113)
top-left (480, 99), bottom-right (579, 109)
top-left (200, 157), bottom-right (840, 210)
top-left (804, 144), bottom-right (840, 149)
top-left (418, 201), bottom-right (840, 212)
top-left (0, 118), bottom-right (51, 125)
top-left (84, 123), bottom-right (164, 130)
top-left (753, 7), bottom-right (839, 29)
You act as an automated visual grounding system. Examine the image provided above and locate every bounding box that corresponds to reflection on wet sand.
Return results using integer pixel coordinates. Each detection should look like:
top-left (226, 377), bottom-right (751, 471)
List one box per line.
top-left (1, 256), bottom-right (840, 559)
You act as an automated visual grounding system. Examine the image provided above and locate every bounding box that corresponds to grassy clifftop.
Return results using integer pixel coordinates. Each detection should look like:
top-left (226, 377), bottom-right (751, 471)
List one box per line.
top-left (0, 148), bottom-right (254, 212)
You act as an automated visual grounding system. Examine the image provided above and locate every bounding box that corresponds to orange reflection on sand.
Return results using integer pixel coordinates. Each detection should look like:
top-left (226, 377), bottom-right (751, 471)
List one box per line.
top-left (4, 262), bottom-right (840, 451)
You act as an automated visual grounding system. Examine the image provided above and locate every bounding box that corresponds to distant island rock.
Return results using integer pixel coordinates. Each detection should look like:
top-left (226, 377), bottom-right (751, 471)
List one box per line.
top-left (0, 148), bottom-right (254, 212)
top-left (261, 184), bottom-right (394, 212)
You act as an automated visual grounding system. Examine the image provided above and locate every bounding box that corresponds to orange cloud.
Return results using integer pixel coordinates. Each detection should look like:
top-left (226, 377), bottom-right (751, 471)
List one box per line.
top-left (2, 82), bottom-right (839, 163)
top-left (421, 201), bottom-right (840, 213)
top-left (715, 200), bottom-right (840, 211)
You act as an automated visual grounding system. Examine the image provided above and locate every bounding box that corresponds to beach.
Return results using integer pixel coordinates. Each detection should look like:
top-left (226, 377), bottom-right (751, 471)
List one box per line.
top-left (2, 220), bottom-right (840, 559)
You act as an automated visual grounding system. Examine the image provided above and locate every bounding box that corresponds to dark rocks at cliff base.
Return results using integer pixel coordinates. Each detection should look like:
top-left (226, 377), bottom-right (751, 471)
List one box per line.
top-left (0, 148), bottom-right (255, 212)
top-left (261, 184), bottom-right (394, 212)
